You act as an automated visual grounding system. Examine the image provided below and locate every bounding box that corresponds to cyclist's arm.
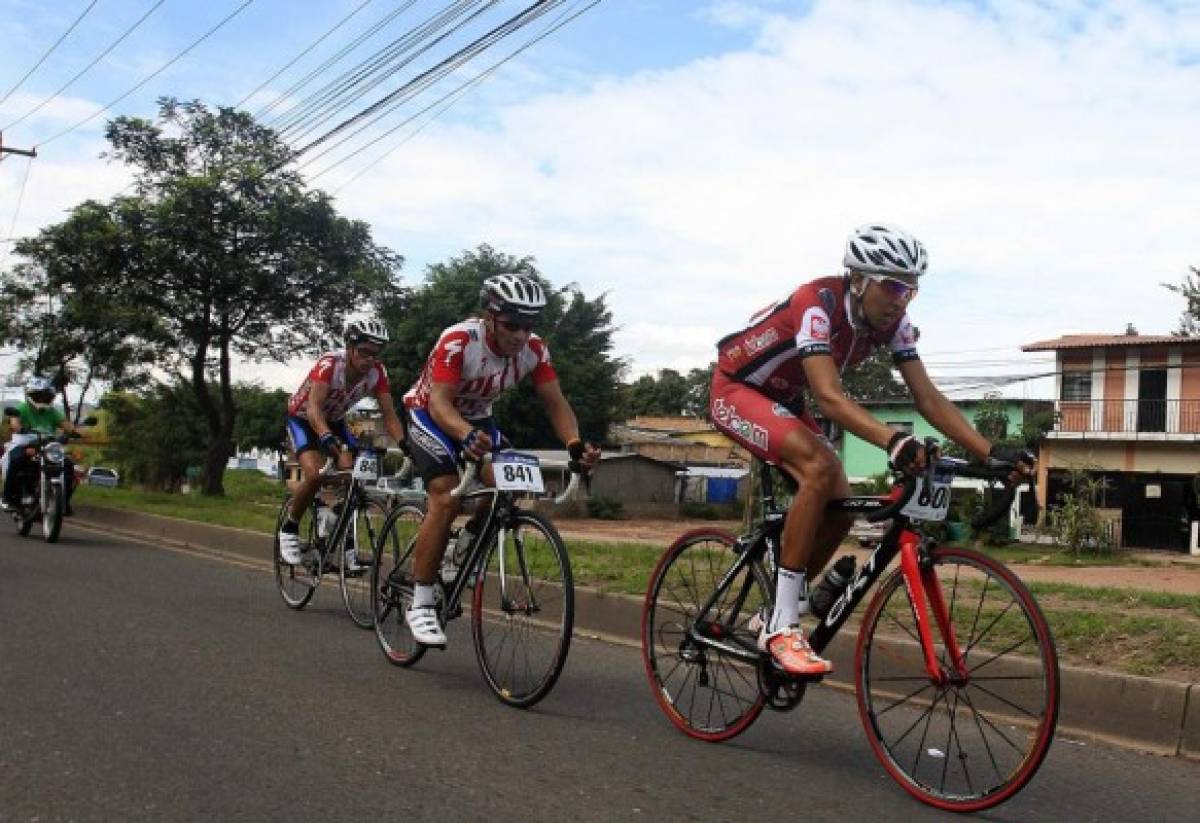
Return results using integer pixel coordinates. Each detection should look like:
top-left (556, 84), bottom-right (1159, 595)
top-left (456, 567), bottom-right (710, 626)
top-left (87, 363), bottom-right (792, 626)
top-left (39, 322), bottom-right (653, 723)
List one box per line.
top-left (428, 382), bottom-right (476, 443)
top-left (305, 382), bottom-right (336, 438)
top-left (802, 355), bottom-right (897, 448)
top-left (375, 391), bottom-right (406, 445)
top-left (898, 358), bottom-right (991, 461)
top-left (533, 378), bottom-right (582, 446)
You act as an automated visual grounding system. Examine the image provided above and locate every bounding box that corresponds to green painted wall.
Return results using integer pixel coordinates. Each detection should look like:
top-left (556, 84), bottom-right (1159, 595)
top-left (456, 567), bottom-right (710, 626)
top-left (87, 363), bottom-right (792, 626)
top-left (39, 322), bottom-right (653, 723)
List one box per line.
top-left (839, 400), bottom-right (1027, 481)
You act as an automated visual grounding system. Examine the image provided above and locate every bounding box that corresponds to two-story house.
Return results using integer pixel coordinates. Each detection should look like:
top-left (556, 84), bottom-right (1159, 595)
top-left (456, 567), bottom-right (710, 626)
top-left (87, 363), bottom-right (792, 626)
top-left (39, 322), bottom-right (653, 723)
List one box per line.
top-left (1022, 332), bottom-right (1200, 551)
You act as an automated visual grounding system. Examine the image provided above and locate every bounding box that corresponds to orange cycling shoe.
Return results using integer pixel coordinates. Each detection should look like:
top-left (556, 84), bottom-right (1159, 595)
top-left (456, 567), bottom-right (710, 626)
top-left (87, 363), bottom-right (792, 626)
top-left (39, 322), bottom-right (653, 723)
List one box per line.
top-left (759, 625), bottom-right (833, 677)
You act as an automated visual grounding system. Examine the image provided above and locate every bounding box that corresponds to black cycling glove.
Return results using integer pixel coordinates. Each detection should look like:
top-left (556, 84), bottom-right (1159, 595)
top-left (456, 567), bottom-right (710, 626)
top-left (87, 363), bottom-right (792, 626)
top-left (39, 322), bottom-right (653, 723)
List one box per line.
top-left (988, 444), bottom-right (1035, 468)
top-left (887, 432), bottom-right (924, 475)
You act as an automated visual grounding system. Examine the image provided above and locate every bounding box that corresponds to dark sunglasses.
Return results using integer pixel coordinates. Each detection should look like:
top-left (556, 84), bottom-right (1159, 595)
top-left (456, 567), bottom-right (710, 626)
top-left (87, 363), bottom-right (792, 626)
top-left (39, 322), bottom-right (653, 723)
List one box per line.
top-left (867, 274), bottom-right (918, 301)
top-left (498, 319), bottom-right (535, 333)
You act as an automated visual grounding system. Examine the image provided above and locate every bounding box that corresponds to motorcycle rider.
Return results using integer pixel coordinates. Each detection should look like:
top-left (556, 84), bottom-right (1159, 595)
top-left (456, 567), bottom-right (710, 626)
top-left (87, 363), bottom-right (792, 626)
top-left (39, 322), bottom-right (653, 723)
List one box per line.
top-left (2, 377), bottom-right (84, 515)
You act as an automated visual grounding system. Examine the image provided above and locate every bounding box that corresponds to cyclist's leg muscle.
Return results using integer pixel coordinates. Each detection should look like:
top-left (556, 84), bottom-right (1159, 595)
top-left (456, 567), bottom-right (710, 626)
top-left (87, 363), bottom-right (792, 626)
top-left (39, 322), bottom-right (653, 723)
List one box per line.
top-left (414, 473), bottom-right (460, 584)
top-left (777, 429), bottom-right (851, 577)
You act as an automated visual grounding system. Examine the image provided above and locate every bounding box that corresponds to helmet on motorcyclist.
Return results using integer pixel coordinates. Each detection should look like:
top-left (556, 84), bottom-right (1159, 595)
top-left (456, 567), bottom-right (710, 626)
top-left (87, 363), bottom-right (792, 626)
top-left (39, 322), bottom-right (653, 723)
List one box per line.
top-left (25, 376), bottom-right (55, 410)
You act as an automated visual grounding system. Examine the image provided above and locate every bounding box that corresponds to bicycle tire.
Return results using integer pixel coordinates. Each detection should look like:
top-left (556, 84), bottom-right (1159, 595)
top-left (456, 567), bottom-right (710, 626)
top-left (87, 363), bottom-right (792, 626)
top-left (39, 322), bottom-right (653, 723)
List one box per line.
top-left (471, 511), bottom-right (573, 708)
top-left (371, 502), bottom-right (427, 667)
top-left (42, 481), bottom-right (63, 543)
top-left (641, 529), bottom-right (767, 742)
top-left (857, 545), bottom-right (1059, 812)
top-left (273, 495), bottom-right (318, 610)
top-left (340, 497), bottom-right (388, 629)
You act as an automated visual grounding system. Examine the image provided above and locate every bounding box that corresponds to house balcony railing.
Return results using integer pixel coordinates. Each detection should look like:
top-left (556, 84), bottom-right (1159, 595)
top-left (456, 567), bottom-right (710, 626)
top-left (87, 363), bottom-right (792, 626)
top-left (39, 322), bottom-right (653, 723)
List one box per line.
top-left (1052, 399), bottom-right (1200, 438)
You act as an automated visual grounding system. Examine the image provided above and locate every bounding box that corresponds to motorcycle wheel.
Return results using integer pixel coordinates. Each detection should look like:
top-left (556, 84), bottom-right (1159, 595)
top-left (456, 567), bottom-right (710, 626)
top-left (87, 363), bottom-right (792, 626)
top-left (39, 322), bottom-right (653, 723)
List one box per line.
top-left (42, 479), bottom-right (63, 543)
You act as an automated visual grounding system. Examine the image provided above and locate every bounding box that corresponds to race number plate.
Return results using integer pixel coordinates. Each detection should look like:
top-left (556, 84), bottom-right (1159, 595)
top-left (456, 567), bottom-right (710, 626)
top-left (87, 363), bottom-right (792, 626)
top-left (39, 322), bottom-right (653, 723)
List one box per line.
top-left (352, 452), bottom-right (380, 481)
top-left (493, 452), bottom-right (544, 494)
top-left (900, 471), bottom-right (953, 522)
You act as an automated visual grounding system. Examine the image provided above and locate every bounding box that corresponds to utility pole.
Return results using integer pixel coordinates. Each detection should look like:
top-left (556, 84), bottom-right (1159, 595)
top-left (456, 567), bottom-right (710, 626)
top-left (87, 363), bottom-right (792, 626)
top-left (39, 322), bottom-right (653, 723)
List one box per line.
top-left (0, 131), bottom-right (37, 160)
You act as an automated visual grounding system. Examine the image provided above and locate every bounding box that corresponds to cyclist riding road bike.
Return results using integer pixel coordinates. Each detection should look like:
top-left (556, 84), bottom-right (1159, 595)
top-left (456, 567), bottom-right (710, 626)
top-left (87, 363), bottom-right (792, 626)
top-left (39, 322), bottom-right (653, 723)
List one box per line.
top-left (279, 317), bottom-right (406, 567)
top-left (402, 273), bottom-right (600, 648)
top-left (710, 222), bottom-right (1035, 677)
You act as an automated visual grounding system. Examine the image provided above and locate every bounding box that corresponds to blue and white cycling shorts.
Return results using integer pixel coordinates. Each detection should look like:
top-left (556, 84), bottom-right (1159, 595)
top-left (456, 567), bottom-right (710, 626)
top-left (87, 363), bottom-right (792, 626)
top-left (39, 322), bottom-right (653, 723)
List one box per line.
top-left (286, 417), bottom-right (358, 456)
top-left (404, 407), bottom-right (502, 482)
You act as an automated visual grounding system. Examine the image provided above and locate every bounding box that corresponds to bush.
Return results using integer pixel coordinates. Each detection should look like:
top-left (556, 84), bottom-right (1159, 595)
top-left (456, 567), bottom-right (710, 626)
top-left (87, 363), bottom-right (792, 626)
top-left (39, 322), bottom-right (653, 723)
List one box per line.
top-left (1048, 467), bottom-right (1114, 555)
top-left (587, 496), bottom-right (625, 520)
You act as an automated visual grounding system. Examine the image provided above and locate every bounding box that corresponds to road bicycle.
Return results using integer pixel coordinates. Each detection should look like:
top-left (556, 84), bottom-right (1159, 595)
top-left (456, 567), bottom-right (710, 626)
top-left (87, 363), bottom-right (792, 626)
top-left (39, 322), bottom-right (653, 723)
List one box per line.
top-left (641, 449), bottom-right (1059, 812)
top-left (273, 447), bottom-right (395, 628)
top-left (371, 450), bottom-right (584, 708)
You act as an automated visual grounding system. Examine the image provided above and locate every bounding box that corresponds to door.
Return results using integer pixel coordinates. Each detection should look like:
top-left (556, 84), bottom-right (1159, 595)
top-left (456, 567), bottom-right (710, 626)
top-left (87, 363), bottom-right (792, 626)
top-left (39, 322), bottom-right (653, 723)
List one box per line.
top-left (1137, 369), bottom-right (1167, 432)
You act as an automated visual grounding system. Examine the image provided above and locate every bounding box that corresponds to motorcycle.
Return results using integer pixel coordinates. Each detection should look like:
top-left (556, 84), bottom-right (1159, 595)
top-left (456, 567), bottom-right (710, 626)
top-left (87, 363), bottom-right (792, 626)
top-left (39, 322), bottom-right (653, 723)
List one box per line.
top-left (2, 407), bottom-right (95, 543)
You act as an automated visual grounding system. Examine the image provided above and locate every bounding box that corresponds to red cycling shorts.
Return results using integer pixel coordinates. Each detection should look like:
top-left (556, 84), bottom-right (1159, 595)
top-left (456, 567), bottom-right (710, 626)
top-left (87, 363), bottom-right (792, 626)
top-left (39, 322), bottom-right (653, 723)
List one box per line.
top-left (709, 370), bottom-right (823, 465)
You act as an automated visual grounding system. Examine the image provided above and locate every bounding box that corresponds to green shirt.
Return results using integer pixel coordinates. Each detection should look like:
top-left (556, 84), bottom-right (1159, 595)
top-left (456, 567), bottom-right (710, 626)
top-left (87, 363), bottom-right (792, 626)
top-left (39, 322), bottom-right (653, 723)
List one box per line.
top-left (12, 401), bottom-right (65, 436)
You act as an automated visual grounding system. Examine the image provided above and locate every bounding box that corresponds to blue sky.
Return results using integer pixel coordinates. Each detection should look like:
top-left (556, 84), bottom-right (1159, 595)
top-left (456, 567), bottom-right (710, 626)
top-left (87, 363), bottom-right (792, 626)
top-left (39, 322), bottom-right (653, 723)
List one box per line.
top-left (2, 0), bottom-right (1199, 399)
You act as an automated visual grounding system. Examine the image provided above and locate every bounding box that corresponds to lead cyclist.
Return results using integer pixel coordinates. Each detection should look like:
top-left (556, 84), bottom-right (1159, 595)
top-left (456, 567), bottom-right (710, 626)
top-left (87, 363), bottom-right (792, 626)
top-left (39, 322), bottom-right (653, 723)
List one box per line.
top-left (401, 273), bottom-right (601, 649)
top-left (710, 223), bottom-right (1035, 677)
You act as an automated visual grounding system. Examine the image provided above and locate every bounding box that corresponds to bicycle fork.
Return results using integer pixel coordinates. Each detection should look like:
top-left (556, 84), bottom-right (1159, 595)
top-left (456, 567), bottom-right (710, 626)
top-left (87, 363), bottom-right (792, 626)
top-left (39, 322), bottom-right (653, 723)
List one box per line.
top-left (898, 531), bottom-right (969, 686)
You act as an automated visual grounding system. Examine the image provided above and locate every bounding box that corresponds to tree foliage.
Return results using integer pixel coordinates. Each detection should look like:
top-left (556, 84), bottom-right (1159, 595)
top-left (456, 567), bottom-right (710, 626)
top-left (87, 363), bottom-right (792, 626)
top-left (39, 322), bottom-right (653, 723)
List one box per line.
top-left (8, 99), bottom-right (402, 494)
top-left (1163, 266), bottom-right (1200, 336)
top-left (379, 244), bottom-right (622, 447)
top-left (841, 348), bottom-right (907, 402)
top-left (617, 365), bottom-right (713, 419)
top-left (100, 386), bottom-right (207, 491)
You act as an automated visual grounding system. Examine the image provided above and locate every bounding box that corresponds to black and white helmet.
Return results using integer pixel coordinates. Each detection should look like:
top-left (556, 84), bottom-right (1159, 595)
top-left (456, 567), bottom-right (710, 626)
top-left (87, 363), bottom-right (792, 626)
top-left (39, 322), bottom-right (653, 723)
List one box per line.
top-left (343, 317), bottom-right (389, 347)
top-left (480, 273), bottom-right (546, 320)
top-left (25, 376), bottom-right (55, 409)
top-left (843, 223), bottom-right (928, 278)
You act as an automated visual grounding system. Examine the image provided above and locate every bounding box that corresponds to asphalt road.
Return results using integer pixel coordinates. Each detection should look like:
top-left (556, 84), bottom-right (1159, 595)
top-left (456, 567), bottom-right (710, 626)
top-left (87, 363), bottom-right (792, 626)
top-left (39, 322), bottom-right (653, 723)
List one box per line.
top-left (1, 523), bottom-right (1196, 822)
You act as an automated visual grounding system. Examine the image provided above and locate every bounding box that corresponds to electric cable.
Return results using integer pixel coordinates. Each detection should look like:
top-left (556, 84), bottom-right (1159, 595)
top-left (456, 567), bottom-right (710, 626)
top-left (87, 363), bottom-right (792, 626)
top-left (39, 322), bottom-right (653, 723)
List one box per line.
top-left (0, 1), bottom-right (100, 109)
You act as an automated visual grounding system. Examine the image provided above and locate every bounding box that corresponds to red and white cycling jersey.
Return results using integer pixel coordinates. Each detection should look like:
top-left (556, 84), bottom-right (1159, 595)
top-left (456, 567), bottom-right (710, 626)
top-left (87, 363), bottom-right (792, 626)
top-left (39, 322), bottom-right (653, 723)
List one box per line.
top-left (716, 275), bottom-right (919, 408)
top-left (404, 318), bottom-right (557, 419)
top-left (287, 351), bottom-right (391, 421)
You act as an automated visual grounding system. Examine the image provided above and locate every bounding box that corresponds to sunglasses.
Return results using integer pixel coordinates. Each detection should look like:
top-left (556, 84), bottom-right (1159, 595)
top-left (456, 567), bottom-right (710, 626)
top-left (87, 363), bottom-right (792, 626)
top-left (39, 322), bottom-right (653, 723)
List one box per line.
top-left (497, 318), bottom-right (535, 333)
top-left (867, 274), bottom-right (918, 302)
top-left (355, 346), bottom-right (383, 358)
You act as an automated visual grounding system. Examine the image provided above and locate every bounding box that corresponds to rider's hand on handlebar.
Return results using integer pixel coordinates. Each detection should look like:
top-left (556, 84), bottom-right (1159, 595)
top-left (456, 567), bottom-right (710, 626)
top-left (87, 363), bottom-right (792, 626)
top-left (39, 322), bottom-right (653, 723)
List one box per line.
top-left (988, 443), bottom-right (1036, 485)
top-left (566, 438), bottom-right (601, 474)
top-left (319, 432), bottom-right (343, 459)
top-left (460, 428), bottom-right (493, 462)
top-left (886, 432), bottom-right (926, 477)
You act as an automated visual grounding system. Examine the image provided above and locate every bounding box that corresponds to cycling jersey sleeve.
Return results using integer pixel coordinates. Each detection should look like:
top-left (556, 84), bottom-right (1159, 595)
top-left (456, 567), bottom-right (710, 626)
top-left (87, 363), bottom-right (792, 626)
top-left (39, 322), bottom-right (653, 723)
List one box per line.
top-left (794, 304), bottom-right (834, 359)
top-left (527, 337), bottom-right (558, 385)
top-left (430, 330), bottom-right (471, 384)
top-left (309, 354), bottom-right (338, 385)
top-left (371, 363), bottom-right (392, 395)
top-left (889, 315), bottom-right (920, 364)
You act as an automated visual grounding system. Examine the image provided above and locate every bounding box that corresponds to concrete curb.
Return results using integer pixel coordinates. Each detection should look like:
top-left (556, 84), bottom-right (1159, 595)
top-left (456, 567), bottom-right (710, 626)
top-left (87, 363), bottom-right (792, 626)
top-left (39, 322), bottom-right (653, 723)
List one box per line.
top-left (73, 504), bottom-right (1199, 760)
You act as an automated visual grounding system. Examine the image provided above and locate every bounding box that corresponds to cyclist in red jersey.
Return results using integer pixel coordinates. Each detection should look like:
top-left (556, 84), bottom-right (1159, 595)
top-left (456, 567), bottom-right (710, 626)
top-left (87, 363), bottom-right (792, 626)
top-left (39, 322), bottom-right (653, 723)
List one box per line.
top-left (711, 223), bottom-right (1035, 677)
top-left (279, 317), bottom-right (406, 567)
top-left (400, 273), bottom-right (601, 648)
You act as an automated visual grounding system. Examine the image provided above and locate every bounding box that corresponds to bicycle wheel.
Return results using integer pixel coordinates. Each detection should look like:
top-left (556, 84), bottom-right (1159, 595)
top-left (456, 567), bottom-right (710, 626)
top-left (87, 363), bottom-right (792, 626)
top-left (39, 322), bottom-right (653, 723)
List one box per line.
top-left (42, 481), bottom-right (63, 543)
top-left (371, 502), bottom-right (427, 667)
top-left (471, 511), bottom-right (573, 708)
top-left (340, 496), bottom-right (388, 629)
top-left (641, 529), bottom-right (767, 742)
top-left (857, 545), bottom-right (1059, 812)
top-left (273, 496), bottom-right (318, 610)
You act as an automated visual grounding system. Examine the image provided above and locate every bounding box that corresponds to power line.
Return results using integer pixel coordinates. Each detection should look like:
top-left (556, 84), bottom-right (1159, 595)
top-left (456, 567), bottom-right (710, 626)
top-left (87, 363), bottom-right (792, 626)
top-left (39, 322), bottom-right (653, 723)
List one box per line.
top-left (232, 0), bottom-right (377, 110)
top-left (292, 0), bottom-right (567, 166)
top-left (38, 0), bottom-right (258, 148)
top-left (0, 1), bottom-right (100, 109)
top-left (318, 0), bottom-right (602, 187)
top-left (1, 156), bottom-right (34, 264)
top-left (3, 0), bottom-right (168, 132)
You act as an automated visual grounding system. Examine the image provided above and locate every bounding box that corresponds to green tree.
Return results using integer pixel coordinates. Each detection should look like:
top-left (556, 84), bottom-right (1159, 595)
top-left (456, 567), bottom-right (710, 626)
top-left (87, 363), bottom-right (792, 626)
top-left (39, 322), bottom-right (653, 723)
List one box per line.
top-left (1163, 265), bottom-right (1200, 335)
top-left (232, 383), bottom-right (290, 452)
top-left (13, 99), bottom-right (402, 495)
top-left (841, 348), bottom-right (907, 401)
top-left (379, 244), bottom-right (621, 447)
top-left (100, 385), bottom-right (207, 491)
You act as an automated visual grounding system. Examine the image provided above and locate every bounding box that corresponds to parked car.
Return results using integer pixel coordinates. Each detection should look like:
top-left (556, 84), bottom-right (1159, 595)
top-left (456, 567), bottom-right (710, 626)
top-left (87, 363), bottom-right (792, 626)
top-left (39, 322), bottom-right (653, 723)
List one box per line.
top-left (85, 466), bottom-right (120, 488)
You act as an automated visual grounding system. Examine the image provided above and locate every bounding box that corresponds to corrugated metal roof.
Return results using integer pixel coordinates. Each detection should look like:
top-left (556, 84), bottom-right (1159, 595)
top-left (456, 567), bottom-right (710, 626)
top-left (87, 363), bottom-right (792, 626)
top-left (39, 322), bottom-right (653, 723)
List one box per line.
top-left (1022, 334), bottom-right (1200, 352)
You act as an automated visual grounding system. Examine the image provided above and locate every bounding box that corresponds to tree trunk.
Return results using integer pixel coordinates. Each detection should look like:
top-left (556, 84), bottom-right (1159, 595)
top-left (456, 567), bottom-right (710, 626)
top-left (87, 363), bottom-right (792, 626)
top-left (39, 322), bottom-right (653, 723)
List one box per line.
top-left (200, 330), bottom-right (238, 497)
top-left (189, 330), bottom-right (229, 496)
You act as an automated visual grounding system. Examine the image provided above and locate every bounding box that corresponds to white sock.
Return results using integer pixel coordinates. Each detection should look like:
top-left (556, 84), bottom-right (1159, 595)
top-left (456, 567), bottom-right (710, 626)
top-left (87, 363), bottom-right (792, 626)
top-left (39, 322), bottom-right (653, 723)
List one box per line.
top-left (412, 583), bottom-right (436, 609)
top-left (769, 568), bottom-right (807, 632)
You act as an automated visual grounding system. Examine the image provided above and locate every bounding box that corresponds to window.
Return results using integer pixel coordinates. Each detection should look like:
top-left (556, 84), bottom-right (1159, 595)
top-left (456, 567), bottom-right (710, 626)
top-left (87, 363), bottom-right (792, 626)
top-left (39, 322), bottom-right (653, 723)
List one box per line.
top-left (1061, 371), bottom-right (1091, 402)
top-left (886, 421), bottom-right (914, 435)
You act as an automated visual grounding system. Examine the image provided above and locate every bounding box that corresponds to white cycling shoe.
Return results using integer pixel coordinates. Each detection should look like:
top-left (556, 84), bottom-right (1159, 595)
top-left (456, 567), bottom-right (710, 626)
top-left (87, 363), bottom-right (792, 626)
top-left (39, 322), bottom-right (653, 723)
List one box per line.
top-left (405, 605), bottom-right (447, 648)
top-left (278, 530), bottom-right (302, 565)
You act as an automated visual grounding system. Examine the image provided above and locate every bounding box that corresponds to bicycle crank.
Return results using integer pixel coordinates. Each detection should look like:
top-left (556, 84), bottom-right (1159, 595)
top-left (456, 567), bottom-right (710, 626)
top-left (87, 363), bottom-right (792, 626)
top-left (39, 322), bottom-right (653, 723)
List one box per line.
top-left (757, 656), bottom-right (809, 711)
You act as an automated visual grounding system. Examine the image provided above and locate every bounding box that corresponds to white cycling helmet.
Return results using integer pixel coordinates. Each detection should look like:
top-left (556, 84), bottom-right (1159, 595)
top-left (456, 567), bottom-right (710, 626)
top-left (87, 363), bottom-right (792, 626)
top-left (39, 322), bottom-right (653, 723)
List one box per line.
top-left (844, 223), bottom-right (928, 278)
top-left (343, 317), bottom-right (389, 347)
top-left (480, 273), bottom-right (547, 320)
top-left (25, 376), bottom-right (55, 409)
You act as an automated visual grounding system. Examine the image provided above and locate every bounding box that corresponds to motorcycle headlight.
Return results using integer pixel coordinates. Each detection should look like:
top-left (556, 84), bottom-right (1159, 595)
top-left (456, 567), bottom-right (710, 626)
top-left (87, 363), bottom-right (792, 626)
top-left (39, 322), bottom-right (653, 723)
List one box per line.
top-left (43, 442), bottom-right (65, 464)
